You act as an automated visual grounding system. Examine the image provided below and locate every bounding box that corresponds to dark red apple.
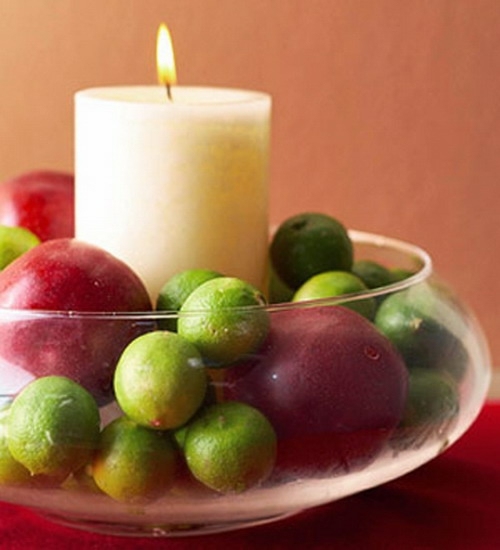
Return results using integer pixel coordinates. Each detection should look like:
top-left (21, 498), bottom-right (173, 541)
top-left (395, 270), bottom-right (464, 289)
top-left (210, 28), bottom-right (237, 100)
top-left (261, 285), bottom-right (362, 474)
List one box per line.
top-left (224, 306), bottom-right (408, 477)
top-left (0, 170), bottom-right (74, 241)
top-left (0, 239), bottom-right (153, 403)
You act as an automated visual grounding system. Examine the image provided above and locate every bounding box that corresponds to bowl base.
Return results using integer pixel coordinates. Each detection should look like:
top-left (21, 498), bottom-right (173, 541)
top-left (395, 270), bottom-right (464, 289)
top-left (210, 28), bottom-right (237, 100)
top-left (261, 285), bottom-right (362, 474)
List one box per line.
top-left (39, 510), bottom-right (301, 538)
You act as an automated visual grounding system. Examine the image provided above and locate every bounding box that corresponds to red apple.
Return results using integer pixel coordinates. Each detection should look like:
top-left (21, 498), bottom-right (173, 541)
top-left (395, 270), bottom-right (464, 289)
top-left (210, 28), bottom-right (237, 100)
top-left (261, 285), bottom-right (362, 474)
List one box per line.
top-left (224, 306), bottom-right (408, 477)
top-left (0, 239), bottom-right (153, 403)
top-left (0, 170), bottom-right (74, 241)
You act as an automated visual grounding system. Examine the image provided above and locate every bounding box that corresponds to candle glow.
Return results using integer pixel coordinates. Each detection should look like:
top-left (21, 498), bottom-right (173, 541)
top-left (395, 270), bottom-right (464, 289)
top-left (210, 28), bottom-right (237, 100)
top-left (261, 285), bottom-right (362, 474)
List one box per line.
top-left (156, 23), bottom-right (177, 89)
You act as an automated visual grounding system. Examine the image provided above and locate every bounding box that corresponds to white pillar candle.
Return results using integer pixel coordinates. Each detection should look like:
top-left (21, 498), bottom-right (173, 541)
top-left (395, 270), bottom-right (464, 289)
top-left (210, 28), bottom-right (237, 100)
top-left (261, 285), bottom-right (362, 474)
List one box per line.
top-left (75, 86), bottom-right (271, 301)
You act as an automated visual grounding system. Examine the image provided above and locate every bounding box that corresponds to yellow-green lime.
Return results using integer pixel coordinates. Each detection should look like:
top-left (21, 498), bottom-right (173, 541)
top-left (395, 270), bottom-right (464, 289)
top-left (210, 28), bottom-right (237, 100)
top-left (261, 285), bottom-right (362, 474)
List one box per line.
top-left (177, 277), bottom-right (269, 367)
top-left (292, 270), bottom-right (376, 319)
top-left (156, 268), bottom-right (223, 331)
top-left (114, 330), bottom-right (207, 430)
top-left (183, 401), bottom-right (277, 494)
top-left (0, 408), bottom-right (32, 486)
top-left (0, 225), bottom-right (40, 270)
top-left (270, 212), bottom-right (353, 290)
top-left (6, 376), bottom-right (100, 479)
top-left (352, 259), bottom-right (394, 289)
top-left (92, 416), bottom-right (177, 503)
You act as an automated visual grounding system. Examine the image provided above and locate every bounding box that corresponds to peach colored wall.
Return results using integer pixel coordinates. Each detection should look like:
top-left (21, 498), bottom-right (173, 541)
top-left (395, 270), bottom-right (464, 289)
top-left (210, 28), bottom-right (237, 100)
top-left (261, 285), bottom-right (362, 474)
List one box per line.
top-left (0, 1), bottom-right (499, 366)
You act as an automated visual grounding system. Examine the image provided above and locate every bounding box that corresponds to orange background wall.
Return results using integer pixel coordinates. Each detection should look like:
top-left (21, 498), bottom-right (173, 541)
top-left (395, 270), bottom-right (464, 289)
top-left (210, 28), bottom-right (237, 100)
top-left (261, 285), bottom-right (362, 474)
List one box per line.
top-left (0, 1), bottom-right (499, 366)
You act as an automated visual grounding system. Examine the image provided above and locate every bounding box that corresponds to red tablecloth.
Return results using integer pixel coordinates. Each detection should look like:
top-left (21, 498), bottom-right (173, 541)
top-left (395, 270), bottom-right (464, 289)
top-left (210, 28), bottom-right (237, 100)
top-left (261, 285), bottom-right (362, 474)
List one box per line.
top-left (1, 402), bottom-right (499, 550)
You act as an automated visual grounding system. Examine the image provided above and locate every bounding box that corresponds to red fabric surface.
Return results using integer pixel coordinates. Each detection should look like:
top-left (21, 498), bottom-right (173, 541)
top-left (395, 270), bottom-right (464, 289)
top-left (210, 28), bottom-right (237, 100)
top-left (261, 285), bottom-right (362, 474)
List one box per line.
top-left (1, 402), bottom-right (499, 549)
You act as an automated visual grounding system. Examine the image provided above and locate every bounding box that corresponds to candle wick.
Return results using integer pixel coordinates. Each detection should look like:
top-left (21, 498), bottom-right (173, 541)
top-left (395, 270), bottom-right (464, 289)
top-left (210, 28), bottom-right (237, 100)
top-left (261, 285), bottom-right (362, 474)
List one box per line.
top-left (165, 83), bottom-right (173, 102)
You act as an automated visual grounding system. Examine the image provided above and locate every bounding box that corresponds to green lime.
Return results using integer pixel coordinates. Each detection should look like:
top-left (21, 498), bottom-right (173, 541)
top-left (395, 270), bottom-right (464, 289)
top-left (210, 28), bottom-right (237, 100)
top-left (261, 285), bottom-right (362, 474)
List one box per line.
top-left (183, 401), bottom-right (277, 494)
top-left (156, 268), bottom-right (223, 331)
top-left (177, 277), bottom-right (270, 367)
top-left (92, 416), bottom-right (177, 503)
top-left (267, 264), bottom-right (294, 304)
top-left (390, 267), bottom-right (415, 282)
top-left (292, 270), bottom-right (376, 319)
top-left (400, 368), bottom-right (459, 428)
top-left (391, 368), bottom-right (459, 451)
top-left (66, 463), bottom-right (102, 494)
top-left (0, 225), bottom-right (40, 269)
top-left (270, 212), bottom-right (353, 289)
top-left (352, 259), bottom-right (394, 289)
top-left (114, 331), bottom-right (207, 430)
top-left (0, 408), bottom-right (32, 486)
top-left (7, 376), bottom-right (100, 479)
top-left (375, 284), bottom-right (468, 380)
top-left (172, 382), bottom-right (218, 452)
top-left (173, 423), bottom-right (189, 451)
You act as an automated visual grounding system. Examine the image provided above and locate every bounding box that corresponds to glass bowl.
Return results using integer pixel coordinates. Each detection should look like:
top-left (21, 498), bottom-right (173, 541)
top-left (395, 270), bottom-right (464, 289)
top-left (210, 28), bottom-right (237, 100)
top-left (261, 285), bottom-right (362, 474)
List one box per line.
top-left (0, 230), bottom-right (491, 537)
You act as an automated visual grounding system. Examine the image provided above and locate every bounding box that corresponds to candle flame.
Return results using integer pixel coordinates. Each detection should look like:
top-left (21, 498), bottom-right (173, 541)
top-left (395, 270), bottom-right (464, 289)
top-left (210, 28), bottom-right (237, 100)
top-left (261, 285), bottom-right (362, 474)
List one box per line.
top-left (156, 23), bottom-right (177, 89)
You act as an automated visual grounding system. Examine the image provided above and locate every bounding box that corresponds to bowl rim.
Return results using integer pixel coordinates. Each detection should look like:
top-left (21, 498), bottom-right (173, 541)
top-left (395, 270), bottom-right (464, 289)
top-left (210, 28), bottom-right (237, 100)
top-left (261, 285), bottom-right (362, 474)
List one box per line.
top-left (0, 230), bottom-right (433, 320)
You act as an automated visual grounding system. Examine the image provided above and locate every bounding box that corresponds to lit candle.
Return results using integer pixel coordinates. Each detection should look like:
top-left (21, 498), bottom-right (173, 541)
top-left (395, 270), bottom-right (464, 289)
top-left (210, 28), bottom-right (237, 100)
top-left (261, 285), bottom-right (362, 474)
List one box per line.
top-left (75, 24), bottom-right (271, 300)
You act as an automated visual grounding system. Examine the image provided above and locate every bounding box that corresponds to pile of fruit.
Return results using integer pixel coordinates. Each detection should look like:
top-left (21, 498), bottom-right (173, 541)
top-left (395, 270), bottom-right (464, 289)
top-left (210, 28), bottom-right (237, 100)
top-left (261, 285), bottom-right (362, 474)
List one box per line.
top-left (0, 171), bottom-right (463, 504)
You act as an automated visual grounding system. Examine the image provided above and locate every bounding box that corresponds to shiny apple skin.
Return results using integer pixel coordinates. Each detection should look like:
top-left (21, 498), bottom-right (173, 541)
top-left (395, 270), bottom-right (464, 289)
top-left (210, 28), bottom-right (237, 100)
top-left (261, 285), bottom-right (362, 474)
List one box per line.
top-left (0, 239), bottom-right (153, 403)
top-left (0, 171), bottom-right (74, 241)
